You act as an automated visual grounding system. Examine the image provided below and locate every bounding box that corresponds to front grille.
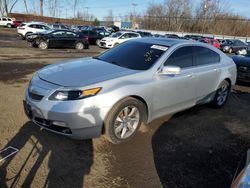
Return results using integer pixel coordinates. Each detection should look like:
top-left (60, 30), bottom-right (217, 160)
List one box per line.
top-left (28, 91), bottom-right (44, 101)
top-left (34, 117), bottom-right (72, 135)
top-left (237, 65), bottom-right (250, 80)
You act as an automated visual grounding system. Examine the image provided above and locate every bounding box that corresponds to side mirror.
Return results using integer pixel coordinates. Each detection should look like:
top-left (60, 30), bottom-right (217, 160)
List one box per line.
top-left (159, 66), bottom-right (181, 76)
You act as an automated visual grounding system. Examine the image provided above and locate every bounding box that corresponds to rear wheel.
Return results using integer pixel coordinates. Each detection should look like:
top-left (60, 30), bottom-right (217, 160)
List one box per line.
top-left (104, 97), bottom-right (146, 144)
top-left (211, 80), bottom-right (230, 108)
top-left (75, 42), bottom-right (84, 50)
top-left (25, 32), bottom-right (32, 39)
top-left (7, 23), bottom-right (12, 28)
top-left (38, 41), bottom-right (48, 50)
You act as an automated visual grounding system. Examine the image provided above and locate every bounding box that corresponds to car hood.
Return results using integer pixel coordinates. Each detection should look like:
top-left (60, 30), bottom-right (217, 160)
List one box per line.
top-left (38, 57), bottom-right (139, 87)
top-left (232, 55), bottom-right (250, 66)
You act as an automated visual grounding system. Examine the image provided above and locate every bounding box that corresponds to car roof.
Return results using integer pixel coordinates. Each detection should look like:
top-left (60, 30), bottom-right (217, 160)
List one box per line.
top-left (135, 37), bottom-right (189, 47)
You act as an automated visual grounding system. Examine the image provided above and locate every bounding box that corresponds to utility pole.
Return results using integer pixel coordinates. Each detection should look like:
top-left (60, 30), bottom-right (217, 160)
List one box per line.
top-left (132, 3), bottom-right (137, 29)
top-left (202, 0), bottom-right (210, 33)
top-left (84, 7), bottom-right (90, 21)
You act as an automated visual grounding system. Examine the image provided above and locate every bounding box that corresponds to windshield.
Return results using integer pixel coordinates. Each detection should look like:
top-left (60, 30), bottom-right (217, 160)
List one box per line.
top-left (95, 41), bottom-right (168, 70)
top-left (110, 32), bottom-right (123, 38)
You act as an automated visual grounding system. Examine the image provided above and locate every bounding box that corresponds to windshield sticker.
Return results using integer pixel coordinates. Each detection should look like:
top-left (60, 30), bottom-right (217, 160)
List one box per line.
top-left (151, 45), bottom-right (168, 51)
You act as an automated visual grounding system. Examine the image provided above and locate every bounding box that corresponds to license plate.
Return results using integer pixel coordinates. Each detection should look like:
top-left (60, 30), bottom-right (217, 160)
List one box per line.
top-left (23, 100), bottom-right (32, 119)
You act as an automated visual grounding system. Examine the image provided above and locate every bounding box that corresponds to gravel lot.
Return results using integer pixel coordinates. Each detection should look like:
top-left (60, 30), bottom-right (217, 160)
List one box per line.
top-left (0, 28), bottom-right (249, 188)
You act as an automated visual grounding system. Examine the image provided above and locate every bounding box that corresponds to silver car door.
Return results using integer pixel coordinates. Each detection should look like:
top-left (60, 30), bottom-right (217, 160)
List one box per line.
top-left (152, 46), bottom-right (197, 119)
top-left (192, 46), bottom-right (221, 101)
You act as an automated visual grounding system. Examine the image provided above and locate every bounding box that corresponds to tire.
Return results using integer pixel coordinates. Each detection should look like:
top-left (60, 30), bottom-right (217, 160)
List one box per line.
top-left (7, 23), bottom-right (12, 28)
top-left (211, 80), bottom-right (230, 108)
top-left (38, 41), bottom-right (48, 50)
top-left (228, 48), bottom-right (233, 54)
top-left (114, 43), bottom-right (119, 47)
top-left (75, 42), bottom-right (84, 50)
top-left (25, 32), bottom-right (32, 39)
top-left (27, 42), bottom-right (35, 47)
top-left (104, 97), bottom-right (146, 144)
top-left (95, 39), bottom-right (100, 46)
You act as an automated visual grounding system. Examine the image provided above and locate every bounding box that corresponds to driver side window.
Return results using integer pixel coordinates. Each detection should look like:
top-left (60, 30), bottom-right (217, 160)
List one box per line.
top-left (164, 46), bottom-right (193, 68)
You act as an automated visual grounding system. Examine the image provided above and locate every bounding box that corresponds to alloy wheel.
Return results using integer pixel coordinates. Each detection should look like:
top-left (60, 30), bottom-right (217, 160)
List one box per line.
top-left (216, 83), bottom-right (229, 106)
top-left (114, 106), bottom-right (140, 139)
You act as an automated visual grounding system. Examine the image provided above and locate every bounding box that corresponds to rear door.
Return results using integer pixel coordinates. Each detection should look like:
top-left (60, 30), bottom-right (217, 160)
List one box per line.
top-left (64, 31), bottom-right (78, 48)
top-left (49, 31), bottom-right (66, 48)
top-left (192, 46), bottom-right (221, 101)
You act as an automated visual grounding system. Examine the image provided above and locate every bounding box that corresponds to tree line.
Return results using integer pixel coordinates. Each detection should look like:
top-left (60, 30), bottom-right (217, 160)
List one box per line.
top-left (1, 0), bottom-right (250, 36)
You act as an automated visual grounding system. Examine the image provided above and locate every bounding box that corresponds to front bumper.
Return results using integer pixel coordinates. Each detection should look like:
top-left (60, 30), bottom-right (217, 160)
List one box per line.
top-left (99, 41), bottom-right (113, 48)
top-left (23, 78), bottom-right (110, 139)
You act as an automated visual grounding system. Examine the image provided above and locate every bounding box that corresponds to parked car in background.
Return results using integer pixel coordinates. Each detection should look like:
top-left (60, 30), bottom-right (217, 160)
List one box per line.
top-left (230, 149), bottom-right (250, 188)
top-left (221, 39), bottom-right (247, 54)
top-left (232, 50), bottom-right (250, 83)
top-left (0, 17), bottom-right (14, 28)
top-left (136, 31), bottom-right (153, 37)
top-left (99, 31), bottom-right (141, 48)
top-left (24, 38), bottom-right (236, 144)
top-left (79, 30), bottom-right (106, 45)
top-left (200, 38), bottom-right (221, 49)
top-left (26, 30), bottom-right (89, 50)
top-left (48, 24), bottom-right (69, 30)
top-left (165, 34), bottom-right (180, 39)
top-left (154, 34), bottom-right (166, 38)
top-left (17, 22), bottom-right (51, 39)
top-left (13, 20), bottom-right (23, 28)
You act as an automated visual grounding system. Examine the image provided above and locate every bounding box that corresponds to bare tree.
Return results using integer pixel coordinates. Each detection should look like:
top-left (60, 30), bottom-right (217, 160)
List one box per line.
top-left (23, 0), bottom-right (28, 13)
top-left (0, 0), bottom-right (19, 16)
top-left (73, 0), bottom-right (79, 18)
top-left (104, 9), bottom-right (114, 26)
top-left (48, 0), bottom-right (58, 17)
top-left (40, 0), bottom-right (43, 16)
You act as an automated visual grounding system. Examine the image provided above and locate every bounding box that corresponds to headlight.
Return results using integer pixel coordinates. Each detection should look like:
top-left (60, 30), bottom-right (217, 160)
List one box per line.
top-left (49, 87), bottom-right (101, 101)
top-left (224, 46), bottom-right (229, 50)
top-left (231, 165), bottom-right (250, 188)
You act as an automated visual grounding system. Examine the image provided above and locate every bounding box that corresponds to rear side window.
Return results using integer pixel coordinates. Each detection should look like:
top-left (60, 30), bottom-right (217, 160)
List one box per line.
top-left (164, 46), bottom-right (193, 68)
top-left (8, 18), bottom-right (11, 21)
top-left (193, 46), bottom-right (220, 66)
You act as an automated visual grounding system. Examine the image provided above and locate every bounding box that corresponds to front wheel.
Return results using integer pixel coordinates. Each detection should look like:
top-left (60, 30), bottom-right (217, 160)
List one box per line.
top-left (7, 23), bottom-right (12, 28)
top-left (104, 97), bottom-right (146, 144)
top-left (38, 41), bottom-right (48, 50)
top-left (211, 80), bottom-right (230, 108)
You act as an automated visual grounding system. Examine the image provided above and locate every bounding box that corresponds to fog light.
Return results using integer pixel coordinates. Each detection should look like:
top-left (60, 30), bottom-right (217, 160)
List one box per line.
top-left (52, 121), bottom-right (67, 127)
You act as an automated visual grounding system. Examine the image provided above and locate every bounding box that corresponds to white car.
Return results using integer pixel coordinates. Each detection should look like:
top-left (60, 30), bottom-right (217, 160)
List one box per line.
top-left (17, 22), bottom-right (51, 39)
top-left (0, 17), bottom-right (14, 28)
top-left (99, 31), bottom-right (141, 48)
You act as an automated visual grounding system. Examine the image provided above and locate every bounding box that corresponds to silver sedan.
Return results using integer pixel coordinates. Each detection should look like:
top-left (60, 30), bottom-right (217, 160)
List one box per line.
top-left (23, 38), bottom-right (237, 144)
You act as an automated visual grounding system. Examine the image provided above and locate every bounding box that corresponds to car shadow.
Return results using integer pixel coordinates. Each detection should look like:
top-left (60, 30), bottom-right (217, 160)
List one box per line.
top-left (151, 90), bottom-right (250, 188)
top-left (0, 121), bottom-right (93, 188)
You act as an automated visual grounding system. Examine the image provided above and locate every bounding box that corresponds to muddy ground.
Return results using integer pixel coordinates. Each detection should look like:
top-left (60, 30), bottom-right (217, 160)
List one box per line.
top-left (0, 28), bottom-right (249, 188)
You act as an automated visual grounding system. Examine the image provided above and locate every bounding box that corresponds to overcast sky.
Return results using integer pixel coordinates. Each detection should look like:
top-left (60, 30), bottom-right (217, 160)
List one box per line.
top-left (12, 0), bottom-right (250, 20)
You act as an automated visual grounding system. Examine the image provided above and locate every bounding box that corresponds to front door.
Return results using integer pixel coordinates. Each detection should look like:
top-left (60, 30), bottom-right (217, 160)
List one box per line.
top-left (152, 46), bottom-right (197, 119)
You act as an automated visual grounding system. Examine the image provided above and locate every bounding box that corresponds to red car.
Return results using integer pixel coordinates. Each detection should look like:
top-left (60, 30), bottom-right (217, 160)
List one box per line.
top-left (13, 20), bottom-right (23, 28)
top-left (204, 38), bottom-right (221, 49)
